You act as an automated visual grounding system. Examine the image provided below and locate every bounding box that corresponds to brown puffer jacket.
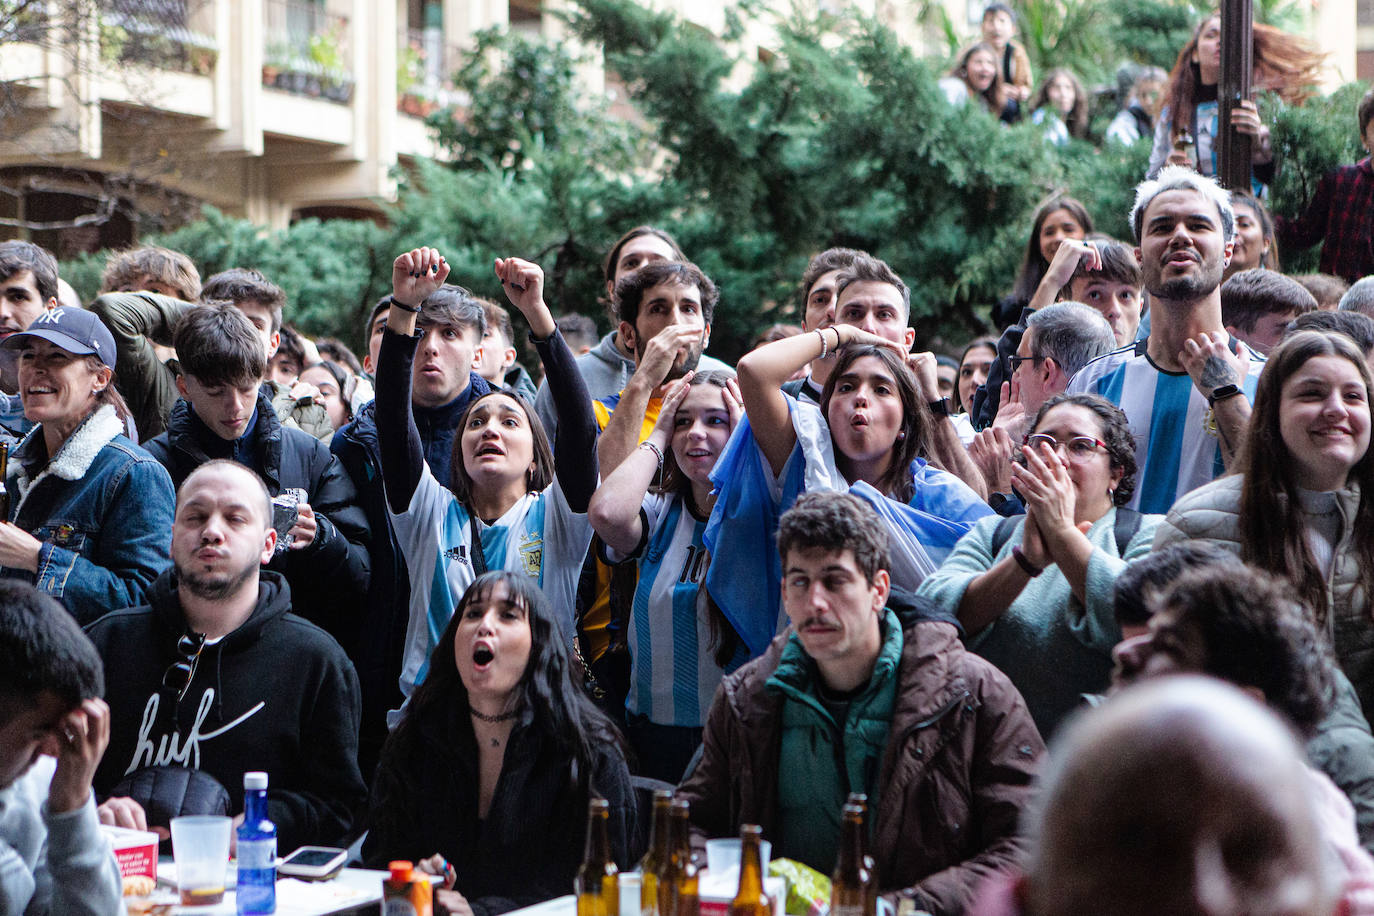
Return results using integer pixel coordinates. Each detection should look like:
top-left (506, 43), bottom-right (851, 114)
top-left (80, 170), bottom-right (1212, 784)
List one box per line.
top-left (677, 617), bottom-right (1044, 916)
top-left (1156, 475), bottom-right (1374, 716)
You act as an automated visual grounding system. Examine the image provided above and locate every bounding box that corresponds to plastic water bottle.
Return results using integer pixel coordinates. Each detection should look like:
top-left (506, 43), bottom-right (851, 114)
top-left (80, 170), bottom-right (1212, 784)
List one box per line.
top-left (237, 771), bottom-right (277, 914)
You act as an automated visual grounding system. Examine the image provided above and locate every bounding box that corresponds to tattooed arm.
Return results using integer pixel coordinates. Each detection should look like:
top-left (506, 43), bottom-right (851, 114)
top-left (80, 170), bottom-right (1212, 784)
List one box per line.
top-left (1180, 332), bottom-right (1252, 469)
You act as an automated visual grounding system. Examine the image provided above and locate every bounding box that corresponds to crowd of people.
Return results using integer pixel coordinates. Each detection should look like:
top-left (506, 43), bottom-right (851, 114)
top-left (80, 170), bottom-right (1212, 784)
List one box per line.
top-left (7, 8), bottom-right (1374, 916)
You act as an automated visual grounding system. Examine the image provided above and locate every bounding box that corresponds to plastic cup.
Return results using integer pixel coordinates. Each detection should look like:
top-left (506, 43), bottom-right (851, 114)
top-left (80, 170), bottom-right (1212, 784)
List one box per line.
top-left (170, 815), bottom-right (232, 906)
top-left (704, 838), bottom-right (772, 876)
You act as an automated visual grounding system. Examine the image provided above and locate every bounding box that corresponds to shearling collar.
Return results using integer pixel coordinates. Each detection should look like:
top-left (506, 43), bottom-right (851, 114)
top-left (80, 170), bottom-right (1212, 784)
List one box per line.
top-left (13, 404), bottom-right (124, 503)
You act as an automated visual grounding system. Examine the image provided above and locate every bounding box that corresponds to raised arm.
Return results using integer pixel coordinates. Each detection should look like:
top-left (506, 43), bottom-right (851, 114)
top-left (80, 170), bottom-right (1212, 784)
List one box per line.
top-left (589, 377), bottom-right (691, 556)
top-left (1179, 332), bottom-right (1252, 470)
top-left (494, 258), bottom-right (597, 512)
top-left (597, 323), bottom-right (704, 476)
top-left (1027, 239), bottom-right (1101, 313)
top-left (377, 248), bottom-right (452, 513)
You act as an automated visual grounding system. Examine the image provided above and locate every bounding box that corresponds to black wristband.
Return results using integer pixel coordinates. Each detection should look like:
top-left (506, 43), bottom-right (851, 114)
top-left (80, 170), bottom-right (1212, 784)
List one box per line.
top-left (928, 397), bottom-right (951, 418)
top-left (391, 298), bottom-right (420, 314)
top-left (1207, 383), bottom-right (1242, 406)
top-left (1012, 546), bottom-right (1043, 577)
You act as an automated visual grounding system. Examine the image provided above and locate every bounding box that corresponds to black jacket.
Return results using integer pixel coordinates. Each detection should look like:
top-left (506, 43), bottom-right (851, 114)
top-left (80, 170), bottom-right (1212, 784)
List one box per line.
top-left (86, 571), bottom-right (367, 851)
top-left (144, 388), bottom-right (371, 645)
top-left (363, 703), bottom-right (635, 916)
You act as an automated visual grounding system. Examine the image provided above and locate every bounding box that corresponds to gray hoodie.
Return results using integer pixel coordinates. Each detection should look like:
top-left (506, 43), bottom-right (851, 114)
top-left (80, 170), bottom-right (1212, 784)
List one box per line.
top-left (0, 757), bottom-right (122, 915)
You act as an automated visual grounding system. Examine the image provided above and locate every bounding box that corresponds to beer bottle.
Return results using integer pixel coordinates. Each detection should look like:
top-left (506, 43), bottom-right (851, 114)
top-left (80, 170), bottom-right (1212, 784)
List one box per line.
top-left (845, 793), bottom-right (876, 876)
top-left (660, 798), bottom-right (698, 916)
top-left (639, 789), bottom-right (674, 916)
top-left (576, 798), bottom-right (619, 916)
top-left (831, 803), bottom-right (874, 916)
top-left (0, 442), bottom-right (11, 521)
top-left (727, 824), bottom-right (770, 916)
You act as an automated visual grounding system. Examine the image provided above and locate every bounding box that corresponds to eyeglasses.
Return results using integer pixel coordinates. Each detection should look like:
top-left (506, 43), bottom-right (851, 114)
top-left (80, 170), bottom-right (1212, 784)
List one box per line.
top-left (1025, 433), bottom-right (1108, 459)
top-left (161, 632), bottom-right (207, 703)
top-left (1008, 354), bottom-right (1043, 373)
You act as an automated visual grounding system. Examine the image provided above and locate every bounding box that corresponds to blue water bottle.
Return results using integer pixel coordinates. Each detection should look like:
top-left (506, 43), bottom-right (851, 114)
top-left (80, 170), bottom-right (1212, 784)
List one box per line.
top-left (237, 771), bottom-right (277, 914)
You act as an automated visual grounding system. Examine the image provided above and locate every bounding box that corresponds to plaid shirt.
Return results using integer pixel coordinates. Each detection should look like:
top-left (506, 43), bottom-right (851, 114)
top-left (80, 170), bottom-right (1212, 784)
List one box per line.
top-left (1277, 157), bottom-right (1374, 283)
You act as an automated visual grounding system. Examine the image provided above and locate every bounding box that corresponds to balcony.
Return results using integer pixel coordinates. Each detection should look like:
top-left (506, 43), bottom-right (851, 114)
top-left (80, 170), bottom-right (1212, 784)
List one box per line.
top-left (397, 27), bottom-right (465, 117)
top-left (101, 0), bottom-right (218, 77)
top-left (261, 0), bottom-right (354, 105)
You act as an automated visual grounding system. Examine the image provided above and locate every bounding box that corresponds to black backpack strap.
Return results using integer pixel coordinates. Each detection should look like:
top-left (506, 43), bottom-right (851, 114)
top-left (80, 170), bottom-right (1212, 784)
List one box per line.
top-left (990, 514), bottom-right (1021, 557)
top-left (1112, 507), bottom-right (1143, 557)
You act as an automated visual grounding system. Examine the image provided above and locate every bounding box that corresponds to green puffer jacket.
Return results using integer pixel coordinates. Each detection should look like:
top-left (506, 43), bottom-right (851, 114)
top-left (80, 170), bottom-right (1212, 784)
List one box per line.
top-left (678, 609), bottom-right (1044, 916)
top-left (766, 611), bottom-right (902, 871)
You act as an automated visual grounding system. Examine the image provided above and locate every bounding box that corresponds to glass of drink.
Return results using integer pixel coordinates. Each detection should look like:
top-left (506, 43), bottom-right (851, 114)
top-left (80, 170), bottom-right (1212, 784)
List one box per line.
top-left (170, 815), bottom-right (232, 905)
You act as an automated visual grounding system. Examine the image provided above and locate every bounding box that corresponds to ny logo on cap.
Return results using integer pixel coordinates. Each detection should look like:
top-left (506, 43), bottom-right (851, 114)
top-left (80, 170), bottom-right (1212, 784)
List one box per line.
top-left (32, 308), bottom-right (66, 325)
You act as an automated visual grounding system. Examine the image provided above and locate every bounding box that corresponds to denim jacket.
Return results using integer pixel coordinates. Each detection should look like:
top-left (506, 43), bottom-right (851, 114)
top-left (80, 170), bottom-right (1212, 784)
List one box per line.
top-left (4, 405), bottom-right (174, 624)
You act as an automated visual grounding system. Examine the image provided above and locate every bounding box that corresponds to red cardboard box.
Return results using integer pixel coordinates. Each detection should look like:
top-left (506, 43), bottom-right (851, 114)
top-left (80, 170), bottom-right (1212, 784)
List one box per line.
top-left (101, 825), bottom-right (159, 880)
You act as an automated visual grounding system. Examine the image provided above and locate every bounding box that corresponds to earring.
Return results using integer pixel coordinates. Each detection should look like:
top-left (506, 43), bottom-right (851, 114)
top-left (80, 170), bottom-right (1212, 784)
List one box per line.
top-left (897, 431), bottom-right (906, 440)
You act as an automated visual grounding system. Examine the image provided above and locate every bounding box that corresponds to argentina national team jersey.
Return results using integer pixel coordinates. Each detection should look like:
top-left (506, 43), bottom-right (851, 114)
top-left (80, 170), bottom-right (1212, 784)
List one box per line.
top-left (608, 493), bottom-right (749, 728)
top-left (1067, 338), bottom-right (1264, 514)
top-left (389, 463), bottom-right (592, 718)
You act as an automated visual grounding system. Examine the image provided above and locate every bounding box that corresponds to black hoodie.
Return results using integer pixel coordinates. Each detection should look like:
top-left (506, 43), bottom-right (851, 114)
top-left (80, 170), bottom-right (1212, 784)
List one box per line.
top-left (85, 570), bottom-right (366, 850)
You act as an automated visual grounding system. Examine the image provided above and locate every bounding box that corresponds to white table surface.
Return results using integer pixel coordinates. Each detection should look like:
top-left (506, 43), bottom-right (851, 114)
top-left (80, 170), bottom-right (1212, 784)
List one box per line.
top-left (156, 864), bottom-right (387, 915)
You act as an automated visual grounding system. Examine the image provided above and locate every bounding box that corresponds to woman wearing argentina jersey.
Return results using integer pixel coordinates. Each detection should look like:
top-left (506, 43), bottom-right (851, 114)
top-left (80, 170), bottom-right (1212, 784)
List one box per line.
top-left (588, 369), bottom-right (749, 782)
top-left (707, 327), bottom-right (994, 658)
top-left (377, 248), bottom-right (597, 720)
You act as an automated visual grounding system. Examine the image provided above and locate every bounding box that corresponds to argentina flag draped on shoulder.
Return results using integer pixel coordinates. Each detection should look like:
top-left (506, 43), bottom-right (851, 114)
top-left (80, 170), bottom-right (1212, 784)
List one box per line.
top-left (703, 394), bottom-right (993, 657)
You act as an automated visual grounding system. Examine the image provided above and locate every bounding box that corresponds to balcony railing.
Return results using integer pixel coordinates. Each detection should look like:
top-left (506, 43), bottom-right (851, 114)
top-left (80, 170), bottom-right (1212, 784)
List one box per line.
top-left (397, 27), bottom-right (464, 115)
top-left (262, 0), bottom-right (354, 104)
top-left (100, 0), bottom-right (219, 75)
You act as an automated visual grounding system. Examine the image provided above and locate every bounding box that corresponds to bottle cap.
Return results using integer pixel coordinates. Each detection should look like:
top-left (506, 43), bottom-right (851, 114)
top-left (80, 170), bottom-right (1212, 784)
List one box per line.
top-left (389, 861), bottom-right (413, 882)
top-left (244, 771), bottom-right (268, 790)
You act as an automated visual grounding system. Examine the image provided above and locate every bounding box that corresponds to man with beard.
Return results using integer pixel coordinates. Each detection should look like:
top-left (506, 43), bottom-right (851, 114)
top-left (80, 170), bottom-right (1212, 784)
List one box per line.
top-left (85, 460), bottom-right (365, 851)
top-left (1068, 167), bottom-right (1264, 513)
top-left (580, 261), bottom-right (718, 701)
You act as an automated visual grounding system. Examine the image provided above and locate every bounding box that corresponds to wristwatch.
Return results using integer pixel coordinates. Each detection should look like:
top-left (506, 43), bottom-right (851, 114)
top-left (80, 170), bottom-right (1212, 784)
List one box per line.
top-left (927, 397), bottom-right (951, 418)
top-left (1207, 383), bottom-right (1242, 406)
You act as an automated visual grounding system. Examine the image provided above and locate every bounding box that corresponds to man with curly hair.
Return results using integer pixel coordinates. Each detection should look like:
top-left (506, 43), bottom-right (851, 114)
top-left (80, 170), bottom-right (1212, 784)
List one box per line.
top-left (1112, 550), bottom-right (1374, 857)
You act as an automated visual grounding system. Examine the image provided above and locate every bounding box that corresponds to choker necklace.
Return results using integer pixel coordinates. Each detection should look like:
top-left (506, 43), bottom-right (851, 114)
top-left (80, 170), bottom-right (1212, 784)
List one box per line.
top-left (470, 707), bottom-right (518, 724)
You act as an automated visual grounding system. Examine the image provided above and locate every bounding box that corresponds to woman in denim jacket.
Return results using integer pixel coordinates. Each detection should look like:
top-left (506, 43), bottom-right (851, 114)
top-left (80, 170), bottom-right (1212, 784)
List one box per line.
top-left (0, 309), bottom-right (174, 623)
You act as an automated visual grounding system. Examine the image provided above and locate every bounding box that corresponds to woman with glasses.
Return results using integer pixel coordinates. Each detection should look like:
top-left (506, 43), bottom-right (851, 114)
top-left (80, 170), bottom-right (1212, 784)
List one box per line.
top-left (0, 311), bottom-right (174, 623)
top-left (1157, 331), bottom-right (1374, 720)
top-left (917, 393), bottom-right (1161, 739)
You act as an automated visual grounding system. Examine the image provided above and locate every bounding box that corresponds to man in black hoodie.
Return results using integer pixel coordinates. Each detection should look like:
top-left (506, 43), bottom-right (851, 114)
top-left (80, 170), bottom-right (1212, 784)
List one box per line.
top-left (86, 460), bottom-right (365, 851)
top-left (142, 303), bottom-right (370, 648)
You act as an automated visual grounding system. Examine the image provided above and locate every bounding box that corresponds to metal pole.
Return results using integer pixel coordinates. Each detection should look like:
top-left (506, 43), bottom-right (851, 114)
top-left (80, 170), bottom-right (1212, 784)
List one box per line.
top-left (1219, 0), bottom-right (1254, 191)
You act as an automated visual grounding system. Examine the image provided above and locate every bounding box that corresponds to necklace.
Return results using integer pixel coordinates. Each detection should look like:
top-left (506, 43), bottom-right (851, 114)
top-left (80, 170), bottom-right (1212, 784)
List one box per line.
top-left (470, 707), bottom-right (519, 724)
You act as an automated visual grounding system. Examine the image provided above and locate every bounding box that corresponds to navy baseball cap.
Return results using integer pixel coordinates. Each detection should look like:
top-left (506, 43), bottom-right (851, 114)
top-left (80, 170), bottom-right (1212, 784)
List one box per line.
top-left (1, 307), bottom-right (117, 369)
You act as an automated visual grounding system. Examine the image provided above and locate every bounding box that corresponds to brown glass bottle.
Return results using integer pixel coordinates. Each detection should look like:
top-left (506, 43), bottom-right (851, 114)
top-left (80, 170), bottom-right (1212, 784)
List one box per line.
top-left (576, 798), bottom-right (620, 916)
top-left (831, 803), bottom-right (874, 916)
top-left (659, 798), bottom-right (698, 916)
top-left (727, 824), bottom-right (771, 916)
top-left (639, 789), bottom-right (674, 916)
top-left (845, 793), bottom-right (877, 878)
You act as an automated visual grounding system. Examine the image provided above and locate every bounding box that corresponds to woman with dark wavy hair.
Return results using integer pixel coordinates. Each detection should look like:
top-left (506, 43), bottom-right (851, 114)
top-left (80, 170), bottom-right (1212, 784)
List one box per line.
top-left (365, 571), bottom-right (634, 915)
top-left (1158, 330), bottom-right (1374, 719)
top-left (918, 394), bottom-right (1162, 738)
top-left (1146, 12), bottom-right (1324, 184)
